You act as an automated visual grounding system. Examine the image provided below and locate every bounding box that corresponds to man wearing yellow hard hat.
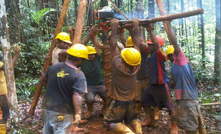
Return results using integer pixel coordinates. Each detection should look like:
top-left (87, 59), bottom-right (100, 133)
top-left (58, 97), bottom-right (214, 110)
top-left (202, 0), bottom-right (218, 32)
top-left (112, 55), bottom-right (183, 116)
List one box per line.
top-left (52, 32), bottom-right (72, 65)
top-left (40, 44), bottom-right (88, 134)
top-left (103, 19), bottom-right (142, 134)
top-left (166, 22), bottom-right (206, 134)
top-left (80, 26), bottom-right (106, 120)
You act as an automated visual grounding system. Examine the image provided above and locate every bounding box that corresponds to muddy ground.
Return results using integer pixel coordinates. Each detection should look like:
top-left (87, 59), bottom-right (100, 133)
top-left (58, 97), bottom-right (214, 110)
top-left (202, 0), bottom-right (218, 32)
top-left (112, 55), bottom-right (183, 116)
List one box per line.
top-left (7, 93), bottom-right (218, 134)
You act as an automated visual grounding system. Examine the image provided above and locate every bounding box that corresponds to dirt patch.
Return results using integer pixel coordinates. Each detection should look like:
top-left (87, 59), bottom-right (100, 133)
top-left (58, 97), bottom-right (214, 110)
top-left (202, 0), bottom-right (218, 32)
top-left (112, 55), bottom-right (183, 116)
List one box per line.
top-left (6, 95), bottom-right (220, 134)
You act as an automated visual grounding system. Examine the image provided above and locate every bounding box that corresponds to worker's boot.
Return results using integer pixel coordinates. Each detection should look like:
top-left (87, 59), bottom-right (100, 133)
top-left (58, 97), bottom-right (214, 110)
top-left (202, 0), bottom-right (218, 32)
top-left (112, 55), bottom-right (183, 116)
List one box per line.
top-left (135, 102), bottom-right (142, 118)
top-left (130, 120), bottom-right (142, 134)
top-left (169, 113), bottom-right (178, 134)
top-left (154, 107), bottom-right (159, 120)
top-left (84, 102), bottom-right (93, 119)
top-left (0, 124), bottom-right (6, 134)
top-left (198, 128), bottom-right (206, 134)
top-left (140, 106), bottom-right (156, 127)
top-left (113, 122), bottom-right (135, 134)
top-left (101, 102), bottom-right (107, 116)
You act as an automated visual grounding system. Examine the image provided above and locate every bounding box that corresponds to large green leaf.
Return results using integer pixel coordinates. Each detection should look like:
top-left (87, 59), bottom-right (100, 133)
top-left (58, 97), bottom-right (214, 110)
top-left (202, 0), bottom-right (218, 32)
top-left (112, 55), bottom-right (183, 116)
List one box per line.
top-left (29, 8), bottom-right (57, 26)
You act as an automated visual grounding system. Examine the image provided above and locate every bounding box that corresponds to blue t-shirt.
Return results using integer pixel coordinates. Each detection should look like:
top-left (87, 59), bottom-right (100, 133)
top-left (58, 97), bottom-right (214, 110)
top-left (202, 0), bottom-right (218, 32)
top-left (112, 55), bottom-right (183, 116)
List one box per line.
top-left (146, 48), bottom-right (169, 85)
top-left (171, 50), bottom-right (198, 100)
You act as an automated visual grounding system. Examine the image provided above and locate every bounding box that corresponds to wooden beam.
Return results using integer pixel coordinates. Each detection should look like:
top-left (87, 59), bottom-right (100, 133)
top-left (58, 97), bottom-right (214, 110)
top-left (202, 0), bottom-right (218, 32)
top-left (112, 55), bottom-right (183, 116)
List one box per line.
top-left (72, 0), bottom-right (87, 44)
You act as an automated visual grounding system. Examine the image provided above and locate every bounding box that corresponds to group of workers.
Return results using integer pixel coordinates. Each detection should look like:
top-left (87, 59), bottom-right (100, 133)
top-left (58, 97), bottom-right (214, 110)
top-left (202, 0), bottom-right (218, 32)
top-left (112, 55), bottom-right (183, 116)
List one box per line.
top-left (39, 18), bottom-right (207, 134)
top-left (0, 18), bottom-right (206, 134)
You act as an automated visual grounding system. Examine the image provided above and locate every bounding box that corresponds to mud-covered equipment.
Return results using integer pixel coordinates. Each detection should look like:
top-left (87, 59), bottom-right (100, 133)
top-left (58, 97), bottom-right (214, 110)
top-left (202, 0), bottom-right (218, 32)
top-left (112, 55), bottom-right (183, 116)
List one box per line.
top-left (147, 35), bottom-right (165, 47)
top-left (55, 32), bottom-right (72, 44)
top-left (121, 48), bottom-right (141, 66)
top-left (126, 36), bottom-right (134, 47)
top-left (87, 46), bottom-right (97, 54)
top-left (67, 44), bottom-right (89, 60)
top-left (166, 45), bottom-right (175, 60)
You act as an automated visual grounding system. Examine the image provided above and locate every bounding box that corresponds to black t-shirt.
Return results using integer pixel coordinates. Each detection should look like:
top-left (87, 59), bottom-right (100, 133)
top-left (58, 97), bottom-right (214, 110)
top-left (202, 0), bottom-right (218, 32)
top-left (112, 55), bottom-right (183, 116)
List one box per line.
top-left (81, 54), bottom-right (103, 85)
top-left (42, 62), bottom-right (87, 114)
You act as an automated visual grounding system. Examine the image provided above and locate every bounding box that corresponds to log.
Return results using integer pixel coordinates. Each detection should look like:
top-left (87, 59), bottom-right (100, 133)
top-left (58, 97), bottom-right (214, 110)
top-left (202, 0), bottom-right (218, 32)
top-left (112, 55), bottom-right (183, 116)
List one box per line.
top-left (200, 102), bottom-right (220, 106)
top-left (29, 0), bottom-right (70, 115)
top-left (72, 0), bottom-right (87, 44)
top-left (0, 1), bottom-right (21, 132)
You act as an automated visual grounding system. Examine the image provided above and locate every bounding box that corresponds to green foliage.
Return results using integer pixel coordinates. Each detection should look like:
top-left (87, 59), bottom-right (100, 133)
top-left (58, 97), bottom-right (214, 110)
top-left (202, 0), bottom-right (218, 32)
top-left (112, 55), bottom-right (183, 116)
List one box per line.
top-left (29, 8), bottom-right (57, 26)
top-left (15, 77), bottom-right (39, 101)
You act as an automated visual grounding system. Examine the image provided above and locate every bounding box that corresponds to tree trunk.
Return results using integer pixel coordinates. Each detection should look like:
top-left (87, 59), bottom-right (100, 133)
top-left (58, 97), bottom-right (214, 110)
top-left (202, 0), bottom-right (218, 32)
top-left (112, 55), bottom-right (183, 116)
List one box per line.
top-left (214, 0), bottom-right (221, 85)
top-left (5, 0), bottom-right (26, 44)
top-left (148, 0), bottom-right (155, 18)
top-left (0, 1), bottom-right (21, 133)
top-left (180, 0), bottom-right (184, 47)
top-left (75, 0), bottom-right (78, 19)
top-left (88, 0), bottom-right (95, 26)
top-left (136, 0), bottom-right (143, 19)
top-left (197, 0), bottom-right (205, 67)
top-left (166, 0), bottom-right (170, 14)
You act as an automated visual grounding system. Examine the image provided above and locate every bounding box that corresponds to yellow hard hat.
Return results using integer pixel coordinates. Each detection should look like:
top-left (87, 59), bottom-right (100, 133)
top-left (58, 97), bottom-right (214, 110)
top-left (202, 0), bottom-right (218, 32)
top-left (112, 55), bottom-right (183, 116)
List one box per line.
top-left (166, 45), bottom-right (175, 60)
top-left (86, 46), bottom-right (97, 54)
top-left (55, 32), bottom-right (72, 44)
top-left (121, 48), bottom-right (141, 66)
top-left (126, 36), bottom-right (134, 47)
top-left (67, 44), bottom-right (89, 60)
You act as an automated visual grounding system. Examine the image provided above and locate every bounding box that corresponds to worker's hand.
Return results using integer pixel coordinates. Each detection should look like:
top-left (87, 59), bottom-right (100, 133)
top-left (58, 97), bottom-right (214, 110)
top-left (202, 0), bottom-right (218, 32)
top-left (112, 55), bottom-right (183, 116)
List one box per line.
top-left (132, 19), bottom-right (139, 27)
top-left (72, 114), bottom-right (81, 126)
top-left (110, 19), bottom-right (119, 28)
top-left (118, 27), bottom-right (125, 33)
top-left (90, 25), bottom-right (97, 36)
top-left (144, 23), bottom-right (154, 31)
top-left (45, 54), bottom-right (50, 60)
top-left (13, 44), bottom-right (21, 55)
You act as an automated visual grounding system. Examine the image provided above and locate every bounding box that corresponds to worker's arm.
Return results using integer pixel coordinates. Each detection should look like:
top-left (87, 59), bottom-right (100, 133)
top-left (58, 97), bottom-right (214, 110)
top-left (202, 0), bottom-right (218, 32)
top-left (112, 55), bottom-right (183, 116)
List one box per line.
top-left (58, 49), bottom-right (68, 62)
top-left (81, 30), bottom-right (92, 45)
top-left (12, 44), bottom-right (21, 66)
top-left (72, 92), bottom-right (83, 125)
top-left (110, 19), bottom-right (120, 57)
top-left (144, 24), bottom-right (160, 52)
top-left (140, 37), bottom-right (147, 51)
top-left (167, 22), bottom-right (181, 56)
top-left (39, 72), bottom-right (48, 87)
top-left (131, 19), bottom-right (140, 51)
top-left (91, 26), bottom-right (102, 56)
top-left (119, 28), bottom-right (126, 46)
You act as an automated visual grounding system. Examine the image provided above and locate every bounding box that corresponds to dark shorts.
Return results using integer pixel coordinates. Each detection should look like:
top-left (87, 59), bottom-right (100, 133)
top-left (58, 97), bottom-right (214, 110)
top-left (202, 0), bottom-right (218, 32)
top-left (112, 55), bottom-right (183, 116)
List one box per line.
top-left (85, 85), bottom-right (106, 103)
top-left (104, 99), bottom-right (138, 130)
top-left (175, 100), bottom-right (206, 131)
top-left (0, 94), bottom-right (9, 120)
top-left (141, 82), bottom-right (173, 111)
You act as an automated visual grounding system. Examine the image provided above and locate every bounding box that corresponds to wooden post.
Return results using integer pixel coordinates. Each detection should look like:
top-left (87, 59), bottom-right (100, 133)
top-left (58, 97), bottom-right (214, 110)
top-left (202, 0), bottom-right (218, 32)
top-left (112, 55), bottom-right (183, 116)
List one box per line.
top-left (0, 1), bottom-right (21, 133)
top-left (155, 0), bottom-right (172, 45)
top-left (29, 0), bottom-right (70, 115)
top-left (72, 0), bottom-right (87, 44)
